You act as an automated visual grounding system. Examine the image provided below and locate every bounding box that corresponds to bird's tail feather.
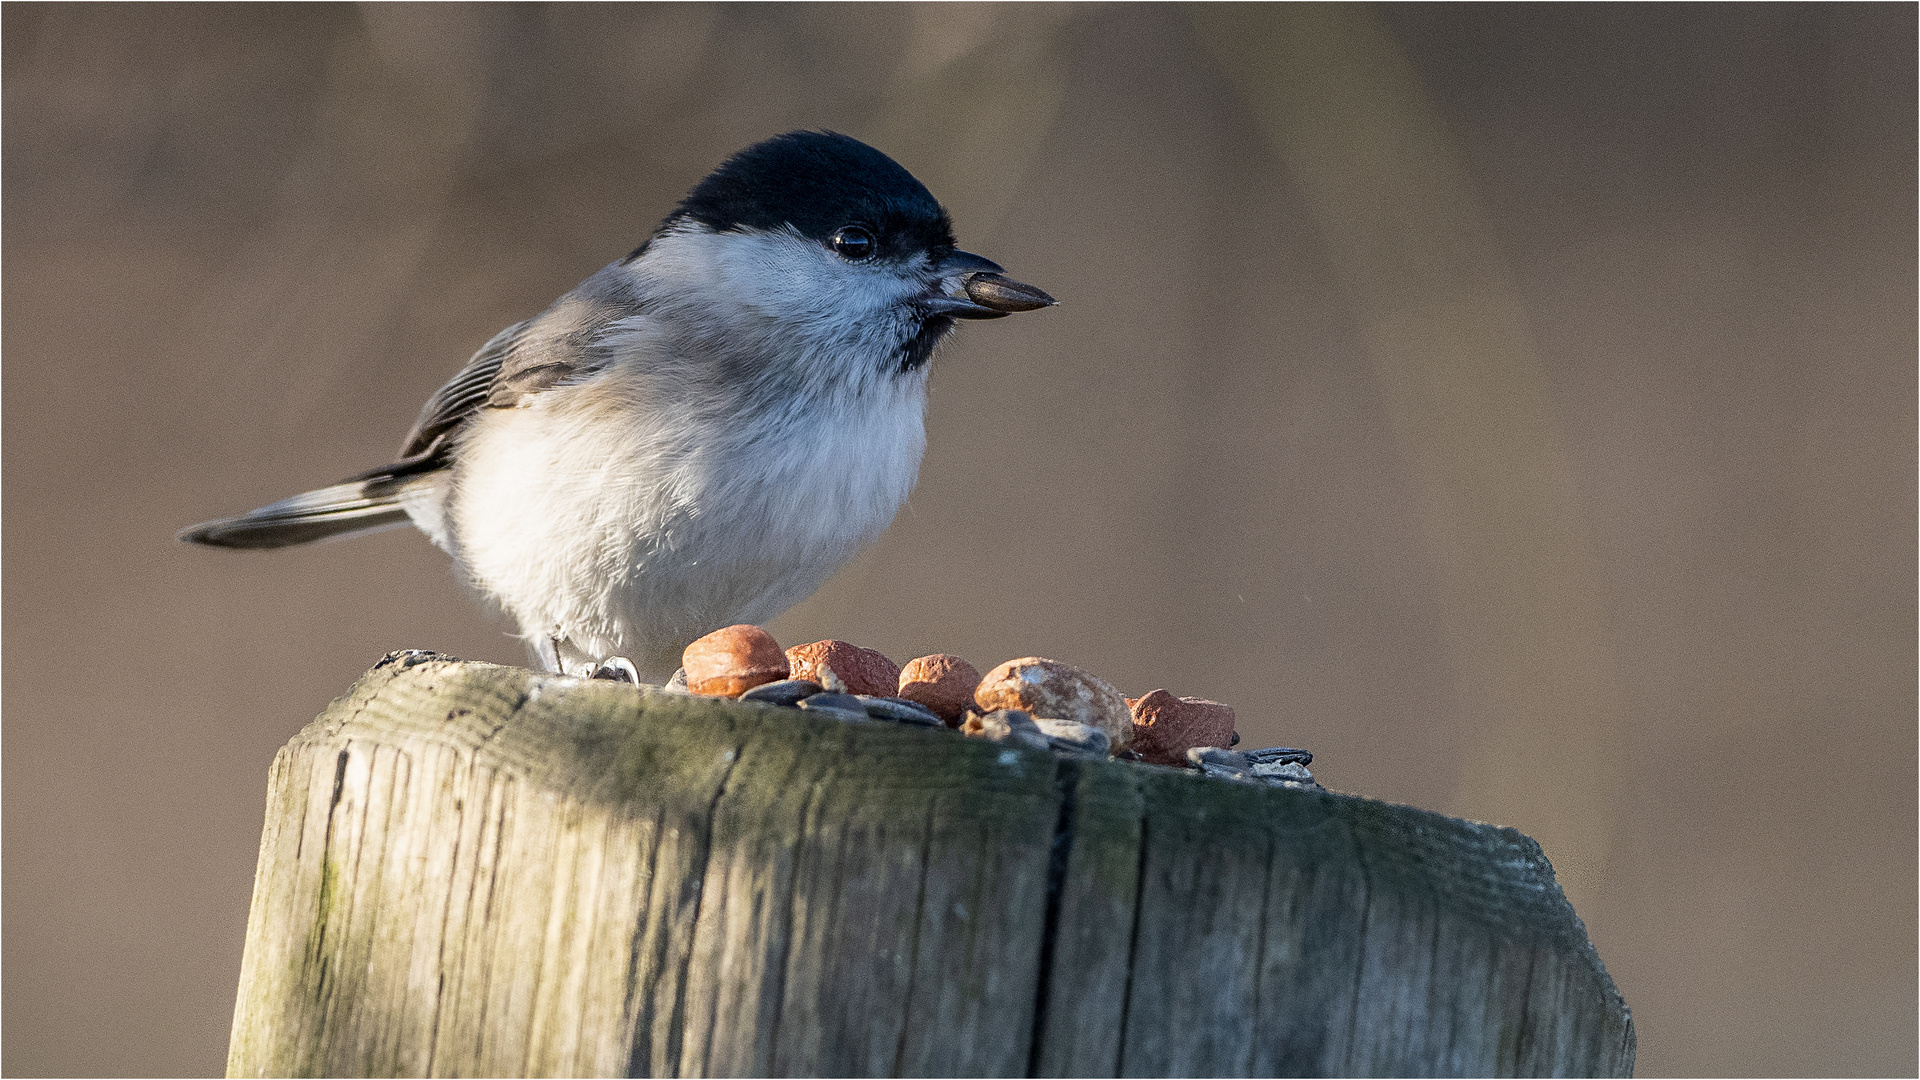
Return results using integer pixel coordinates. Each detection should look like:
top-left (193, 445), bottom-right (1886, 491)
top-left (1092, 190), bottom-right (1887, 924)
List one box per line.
top-left (180, 476), bottom-right (427, 549)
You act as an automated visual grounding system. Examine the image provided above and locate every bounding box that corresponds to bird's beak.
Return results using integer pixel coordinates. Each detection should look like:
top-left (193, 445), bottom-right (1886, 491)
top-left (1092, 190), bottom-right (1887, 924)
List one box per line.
top-left (918, 250), bottom-right (1057, 321)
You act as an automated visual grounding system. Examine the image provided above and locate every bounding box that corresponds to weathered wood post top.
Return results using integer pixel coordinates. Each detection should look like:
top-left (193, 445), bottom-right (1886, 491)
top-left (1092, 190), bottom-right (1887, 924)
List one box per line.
top-left (229, 652), bottom-right (1633, 1077)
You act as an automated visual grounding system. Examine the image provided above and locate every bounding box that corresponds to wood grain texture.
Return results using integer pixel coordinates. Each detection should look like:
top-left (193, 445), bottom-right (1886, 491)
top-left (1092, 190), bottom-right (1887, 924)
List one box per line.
top-left (227, 654), bottom-right (1633, 1078)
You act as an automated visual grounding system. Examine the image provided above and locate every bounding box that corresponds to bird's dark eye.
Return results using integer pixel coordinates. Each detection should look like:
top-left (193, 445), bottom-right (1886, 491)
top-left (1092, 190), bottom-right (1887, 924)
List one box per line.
top-left (830, 226), bottom-right (876, 261)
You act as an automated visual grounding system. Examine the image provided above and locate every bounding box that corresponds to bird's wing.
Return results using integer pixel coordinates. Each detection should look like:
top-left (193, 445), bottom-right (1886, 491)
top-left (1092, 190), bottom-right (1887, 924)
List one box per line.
top-left (335, 322), bottom-right (527, 483)
top-left (348, 266), bottom-right (648, 483)
top-left (185, 264), bottom-right (649, 548)
top-left (390, 320), bottom-right (529, 465)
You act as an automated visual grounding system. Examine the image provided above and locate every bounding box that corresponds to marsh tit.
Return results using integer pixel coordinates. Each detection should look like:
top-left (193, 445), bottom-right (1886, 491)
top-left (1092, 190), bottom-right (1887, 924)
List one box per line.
top-left (182, 131), bottom-right (1054, 682)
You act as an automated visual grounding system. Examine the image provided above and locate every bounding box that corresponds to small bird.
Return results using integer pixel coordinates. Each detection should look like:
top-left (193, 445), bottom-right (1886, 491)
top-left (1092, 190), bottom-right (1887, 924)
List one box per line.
top-left (182, 131), bottom-right (1054, 683)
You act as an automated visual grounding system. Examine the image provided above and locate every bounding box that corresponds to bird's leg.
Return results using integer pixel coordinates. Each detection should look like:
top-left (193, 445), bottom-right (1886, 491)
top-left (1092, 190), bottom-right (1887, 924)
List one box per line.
top-left (534, 635), bottom-right (564, 675)
top-left (590, 657), bottom-right (640, 683)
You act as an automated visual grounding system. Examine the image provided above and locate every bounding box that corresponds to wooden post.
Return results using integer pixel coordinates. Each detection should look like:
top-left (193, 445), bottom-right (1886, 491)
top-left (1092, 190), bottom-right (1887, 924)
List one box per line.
top-left (227, 653), bottom-right (1633, 1078)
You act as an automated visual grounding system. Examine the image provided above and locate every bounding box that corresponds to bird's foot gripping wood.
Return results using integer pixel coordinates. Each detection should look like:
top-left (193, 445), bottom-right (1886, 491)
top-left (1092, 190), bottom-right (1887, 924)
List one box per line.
top-left (588, 656), bottom-right (639, 683)
top-left (531, 635), bottom-right (639, 683)
top-left (534, 634), bottom-right (563, 675)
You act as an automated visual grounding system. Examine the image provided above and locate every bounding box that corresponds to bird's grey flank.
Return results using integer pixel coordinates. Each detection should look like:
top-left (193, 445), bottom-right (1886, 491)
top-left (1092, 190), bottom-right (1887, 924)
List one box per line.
top-left (181, 131), bottom-right (1055, 683)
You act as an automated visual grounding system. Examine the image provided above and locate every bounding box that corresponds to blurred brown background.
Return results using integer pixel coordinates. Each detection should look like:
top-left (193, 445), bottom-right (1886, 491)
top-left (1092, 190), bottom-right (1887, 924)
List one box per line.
top-left (4, 3), bottom-right (1913, 1075)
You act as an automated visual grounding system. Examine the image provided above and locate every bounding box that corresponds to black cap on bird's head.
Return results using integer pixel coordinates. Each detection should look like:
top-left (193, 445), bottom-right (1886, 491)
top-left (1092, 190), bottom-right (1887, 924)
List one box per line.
top-left (640, 130), bottom-right (1055, 343)
top-left (665, 131), bottom-right (956, 262)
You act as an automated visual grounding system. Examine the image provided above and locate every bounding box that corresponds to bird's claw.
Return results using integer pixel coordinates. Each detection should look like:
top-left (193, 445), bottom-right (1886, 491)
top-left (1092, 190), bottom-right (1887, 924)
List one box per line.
top-left (535, 635), bottom-right (564, 674)
top-left (590, 656), bottom-right (640, 683)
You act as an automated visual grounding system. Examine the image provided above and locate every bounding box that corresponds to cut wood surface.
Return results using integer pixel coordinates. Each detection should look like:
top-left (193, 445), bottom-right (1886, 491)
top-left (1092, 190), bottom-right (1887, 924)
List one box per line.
top-left (227, 653), bottom-right (1634, 1078)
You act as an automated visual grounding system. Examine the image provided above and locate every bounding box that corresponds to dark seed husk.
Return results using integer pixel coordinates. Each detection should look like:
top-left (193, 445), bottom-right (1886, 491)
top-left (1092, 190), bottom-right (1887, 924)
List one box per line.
top-left (1243, 746), bottom-right (1313, 766)
top-left (739, 679), bottom-right (823, 707)
top-left (1254, 761), bottom-right (1316, 784)
top-left (857, 695), bottom-right (946, 726)
top-left (1033, 717), bottom-right (1111, 756)
top-left (798, 693), bottom-right (870, 722)
top-left (1187, 746), bottom-right (1256, 781)
top-left (964, 272), bottom-right (1055, 312)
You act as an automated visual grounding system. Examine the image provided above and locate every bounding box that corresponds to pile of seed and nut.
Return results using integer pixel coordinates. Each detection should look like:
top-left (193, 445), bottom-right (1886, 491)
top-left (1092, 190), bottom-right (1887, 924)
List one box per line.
top-left (661, 625), bottom-right (1319, 790)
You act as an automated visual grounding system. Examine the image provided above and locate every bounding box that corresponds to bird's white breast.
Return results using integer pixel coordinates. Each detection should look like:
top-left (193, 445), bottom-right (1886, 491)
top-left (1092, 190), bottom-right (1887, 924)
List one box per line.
top-left (439, 335), bottom-right (928, 677)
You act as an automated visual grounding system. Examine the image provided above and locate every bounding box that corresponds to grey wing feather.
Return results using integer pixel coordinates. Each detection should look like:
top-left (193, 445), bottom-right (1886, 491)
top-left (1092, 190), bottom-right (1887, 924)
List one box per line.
top-left (182, 262), bottom-right (646, 550)
top-left (180, 322), bottom-right (532, 549)
top-left (342, 312), bottom-right (589, 482)
top-left (179, 478), bottom-right (419, 549)
top-left (394, 319), bottom-right (532, 464)
top-left (382, 266), bottom-right (648, 472)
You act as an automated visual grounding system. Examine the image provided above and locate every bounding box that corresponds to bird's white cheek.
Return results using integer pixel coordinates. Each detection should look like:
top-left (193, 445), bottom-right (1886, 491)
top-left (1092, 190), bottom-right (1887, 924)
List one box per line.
top-left (717, 233), bottom-right (916, 322)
